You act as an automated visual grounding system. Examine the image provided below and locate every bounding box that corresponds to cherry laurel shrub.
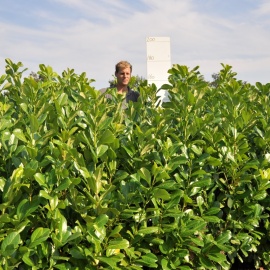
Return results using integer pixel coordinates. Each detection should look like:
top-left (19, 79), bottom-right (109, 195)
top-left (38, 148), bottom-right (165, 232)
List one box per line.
top-left (0, 59), bottom-right (270, 269)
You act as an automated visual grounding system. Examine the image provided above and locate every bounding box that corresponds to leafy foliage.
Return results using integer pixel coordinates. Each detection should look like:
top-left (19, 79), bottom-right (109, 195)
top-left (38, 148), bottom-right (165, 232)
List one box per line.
top-left (0, 59), bottom-right (270, 269)
top-left (108, 75), bottom-right (147, 89)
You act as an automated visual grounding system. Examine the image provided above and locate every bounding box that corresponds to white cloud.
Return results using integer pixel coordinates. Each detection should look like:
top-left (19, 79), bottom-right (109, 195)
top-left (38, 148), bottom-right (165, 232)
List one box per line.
top-left (0, 0), bottom-right (269, 89)
top-left (254, 0), bottom-right (270, 16)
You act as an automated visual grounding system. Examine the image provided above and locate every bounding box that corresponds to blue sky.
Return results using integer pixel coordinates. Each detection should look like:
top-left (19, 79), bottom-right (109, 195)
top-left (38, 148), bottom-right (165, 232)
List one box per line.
top-left (0, 0), bottom-right (269, 89)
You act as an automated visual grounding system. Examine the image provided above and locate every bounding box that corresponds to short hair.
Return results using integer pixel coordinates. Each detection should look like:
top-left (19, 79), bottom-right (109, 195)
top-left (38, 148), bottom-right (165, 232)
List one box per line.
top-left (115, 61), bottom-right (132, 73)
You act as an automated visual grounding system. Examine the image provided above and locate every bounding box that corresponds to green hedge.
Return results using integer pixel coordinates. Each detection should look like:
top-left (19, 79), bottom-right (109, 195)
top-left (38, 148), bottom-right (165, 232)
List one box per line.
top-left (0, 59), bottom-right (269, 269)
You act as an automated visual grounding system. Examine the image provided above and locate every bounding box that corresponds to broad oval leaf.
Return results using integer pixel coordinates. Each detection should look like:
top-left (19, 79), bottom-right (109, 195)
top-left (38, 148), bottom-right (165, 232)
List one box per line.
top-left (205, 207), bottom-right (221, 216)
top-left (207, 156), bottom-right (222, 166)
top-left (58, 92), bottom-right (68, 106)
top-left (29, 114), bottom-right (39, 132)
top-left (216, 230), bottom-right (232, 244)
top-left (17, 197), bottom-right (40, 221)
top-left (199, 256), bottom-right (215, 269)
top-left (196, 195), bottom-right (204, 207)
top-left (13, 128), bottom-right (28, 143)
top-left (107, 238), bottom-right (129, 250)
top-left (138, 227), bottom-right (159, 235)
top-left (22, 253), bottom-right (35, 266)
top-left (34, 173), bottom-right (46, 187)
top-left (1, 231), bottom-right (21, 256)
top-left (139, 167), bottom-right (151, 185)
top-left (39, 190), bottom-right (53, 200)
top-left (153, 188), bottom-right (171, 201)
top-left (137, 253), bottom-right (158, 267)
top-left (97, 255), bottom-right (122, 268)
top-left (94, 214), bottom-right (109, 228)
top-left (190, 178), bottom-right (212, 188)
top-left (99, 129), bottom-right (116, 144)
top-left (97, 144), bottom-right (108, 158)
top-left (207, 252), bottom-right (227, 263)
top-left (29, 227), bottom-right (51, 248)
top-left (202, 215), bottom-right (221, 223)
top-left (253, 191), bottom-right (267, 200)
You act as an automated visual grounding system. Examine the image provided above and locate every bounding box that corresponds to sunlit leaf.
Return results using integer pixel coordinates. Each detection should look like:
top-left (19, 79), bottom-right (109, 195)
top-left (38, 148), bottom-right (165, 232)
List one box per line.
top-left (29, 227), bottom-right (51, 248)
top-left (1, 231), bottom-right (21, 256)
top-left (107, 238), bottom-right (129, 249)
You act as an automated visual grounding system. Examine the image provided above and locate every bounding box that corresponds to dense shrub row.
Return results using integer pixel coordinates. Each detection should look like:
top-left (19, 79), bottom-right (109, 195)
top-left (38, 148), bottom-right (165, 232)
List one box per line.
top-left (0, 59), bottom-right (270, 269)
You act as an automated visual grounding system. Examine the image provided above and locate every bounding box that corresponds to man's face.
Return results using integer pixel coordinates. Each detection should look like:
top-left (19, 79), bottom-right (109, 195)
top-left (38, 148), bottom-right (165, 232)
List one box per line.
top-left (115, 67), bottom-right (131, 87)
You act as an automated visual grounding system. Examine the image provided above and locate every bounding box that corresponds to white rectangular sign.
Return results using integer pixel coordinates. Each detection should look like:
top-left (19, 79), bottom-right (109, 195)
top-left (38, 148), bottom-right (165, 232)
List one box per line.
top-left (146, 37), bottom-right (171, 102)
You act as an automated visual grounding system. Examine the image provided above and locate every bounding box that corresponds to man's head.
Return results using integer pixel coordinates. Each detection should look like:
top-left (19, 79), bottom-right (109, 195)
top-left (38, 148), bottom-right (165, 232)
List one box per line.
top-left (115, 61), bottom-right (132, 74)
top-left (115, 61), bottom-right (132, 88)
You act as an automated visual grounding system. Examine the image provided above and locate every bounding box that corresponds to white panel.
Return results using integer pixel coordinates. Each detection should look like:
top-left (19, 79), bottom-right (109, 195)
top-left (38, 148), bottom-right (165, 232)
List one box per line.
top-left (147, 61), bottom-right (171, 81)
top-left (146, 37), bottom-right (171, 102)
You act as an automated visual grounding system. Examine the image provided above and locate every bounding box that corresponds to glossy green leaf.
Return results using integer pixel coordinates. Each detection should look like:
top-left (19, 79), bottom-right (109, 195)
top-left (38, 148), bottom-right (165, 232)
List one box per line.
top-left (13, 128), bottom-right (28, 143)
top-left (58, 92), bottom-right (68, 106)
top-left (29, 227), bottom-right (51, 248)
top-left (29, 114), bottom-right (39, 132)
top-left (205, 207), bottom-right (221, 216)
top-left (94, 214), bottom-right (109, 228)
top-left (136, 253), bottom-right (158, 267)
top-left (179, 266), bottom-right (192, 270)
top-left (153, 188), bottom-right (171, 200)
top-left (1, 231), bottom-right (21, 256)
top-left (190, 178), bottom-right (212, 188)
top-left (22, 252), bottom-right (35, 266)
top-left (199, 256), bottom-right (215, 269)
top-left (34, 173), bottom-right (47, 187)
top-left (253, 191), bottom-right (267, 200)
top-left (196, 195), bottom-right (204, 207)
top-left (207, 252), bottom-right (227, 263)
top-left (207, 156), bottom-right (222, 166)
top-left (181, 220), bottom-right (207, 237)
top-left (99, 129), bottom-right (116, 144)
top-left (39, 190), bottom-right (53, 200)
top-left (190, 236), bottom-right (204, 247)
top-left (17, 197), bottom-right (40, 221)
top-left (138, 227), bottom-right (159, 235)
top-left (216, 230), bottom-right (232, 244)
top-left (96, 144), bottom-right (108, 158)
top-left (55, 178), bottom-right (72, 192)
top-left (107, 238), bottom-right (129, 249)
top-left (202, 216), bottom-right (221, 223)
top-left (138, 167), bottom-right (151, 185)
top-left (97, 255), bottom-right (123, 268)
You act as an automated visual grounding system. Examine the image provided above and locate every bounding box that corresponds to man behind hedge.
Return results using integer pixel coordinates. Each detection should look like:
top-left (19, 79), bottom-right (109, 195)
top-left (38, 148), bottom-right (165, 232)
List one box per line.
top-left (99, 60), bottom-right (140, 105)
